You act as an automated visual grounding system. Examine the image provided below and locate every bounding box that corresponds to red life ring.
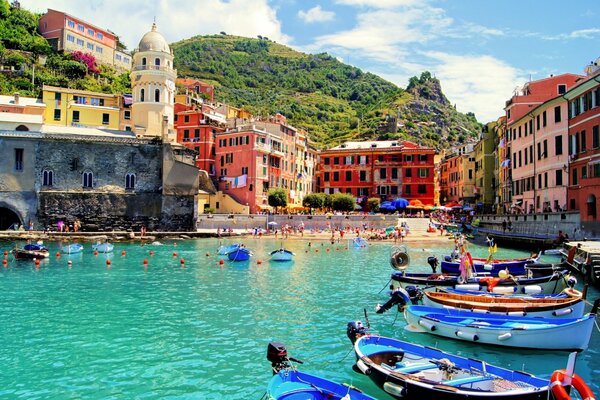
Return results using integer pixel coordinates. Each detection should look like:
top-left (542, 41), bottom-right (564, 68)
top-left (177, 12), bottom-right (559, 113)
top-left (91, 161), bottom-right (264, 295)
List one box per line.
top-left (550, 369), bottom-right (595, 400)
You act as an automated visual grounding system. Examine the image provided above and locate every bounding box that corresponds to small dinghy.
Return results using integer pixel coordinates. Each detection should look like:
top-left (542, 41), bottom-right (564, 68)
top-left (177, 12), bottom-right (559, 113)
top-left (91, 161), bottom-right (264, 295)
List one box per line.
top-left (62, 243), bottom-right (84, 254)
top-left (13, 243), bottom-right (49, 259)
top-left (347, 322), bottom-right (551, 400)
top-left (266, 342), bottom-right (376, 400)
top-left (217, 243), bottom-right (240, 255)
top-left (403, 298), bottom-right (599, 351)
top-left (92, 242), bottom-right (114, 253)
top-left (352, 237), bottom-right (368, 248)
top-left (269, 248), bottom-right (295, 262)
top-left (227, 246), bottom-right (252, 261)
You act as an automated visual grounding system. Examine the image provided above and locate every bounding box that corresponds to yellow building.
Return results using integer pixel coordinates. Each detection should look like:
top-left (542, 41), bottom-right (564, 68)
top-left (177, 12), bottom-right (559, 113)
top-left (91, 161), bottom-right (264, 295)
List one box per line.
top-left (42, 85), bottom-right (121, 129)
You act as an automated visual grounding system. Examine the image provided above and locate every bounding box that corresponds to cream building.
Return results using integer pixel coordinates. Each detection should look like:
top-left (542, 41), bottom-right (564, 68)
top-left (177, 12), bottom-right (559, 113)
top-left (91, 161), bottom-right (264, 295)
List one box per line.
top-left (130, 23), bottom-right (177, 140)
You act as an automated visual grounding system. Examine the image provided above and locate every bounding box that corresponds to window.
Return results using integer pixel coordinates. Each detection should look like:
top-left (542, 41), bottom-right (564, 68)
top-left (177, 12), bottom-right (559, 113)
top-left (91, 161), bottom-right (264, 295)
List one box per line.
top-left (418, 168), bottom-right (429, 178)
top-left (359, 170), bottom-right (366, 181)
top-left (72, 110), bottom-right (80, 122)
top-left (77, 24), bottom-right (84, 32)
top-left (42, 169), bottom-right (53, 186)
top-left (124, 110), bottom-right (131, 120)
top-left (543, 140), bottom-right (548, 158)
top-left (380, 168), bottom-right (387, 179)
top-left (418, 184), bottom-right (426, 194)
top-left (155, 58), bottom-right (160, 66)
top-left (87, 42), bottom-right (94, 50)
top-left (55, 92), bottom-right (61, 101)
top-left (391, 168), bottom-right (398, 179)
top-left (125, 173), bottom-right (136, 189)
top-left (581, 130), bottom-right (587, 152)
top-left (404, 185), bottom-right (411, 194)
top-left (333, 171), bottom-right (339, 182)
top-left (194, 129), bottom-right (200, 138)
top-left (582, 166), bottom-right (588, 179)
top-left (345, 156), bottom-right (353, 165)
top-left (154, 89), bottom-right (160, 102)
top-left (324, 172), bottom-right (330, 182)
top-left (102, 113), bottom-right (109, 125)
top-left (183, 129), bottom-right (189, 139)
top-left (593, 125), bottom-right (599, 148)
top-left (96, 32), bottom-right (103, 40)
top-left (405, 168), bottom-right (412, 178)
top-left (67, 20), bottom-right (75, 28)
top-left (572, 169), bottom-right (578, 185)
top-left (82, 171), bottom-right (93, 188)
top-left (555, 135), bottom-right (563, 155)
top-left (542, 111), bottom-right (547, 127)
top-left (554, 106), bottom-right (561, 123)
top-left (142, 57), bottom-right (147, 66)
top-left (345, 171), bottom-right (352, 181)
top-left (324, 157), bottom-right (330, 165)
top-left (333, 157), bottom-right (340, 165)
top-left (76, 38), bottom-right (84, 46)
top-left (404, 155), bottom-right (413, 162)
top-left (378, 155), bottom-right (384, 162)
top-left (96, 46), bottom-right (103, 54)
top-left (184, 115), bottom-right (190, 123)
top-left (66, 35), bottom-right (75, 43)
top-left (14, 148), bottom-right (23, 171)
top-left (54, 109), bottom-right (61, 121)
top-left (359, 155), bottom-right (367, 164)
top-left (123, 57), bottom-right (129, 64)
top-left (140, 89), bottom-right (145, 102)
top-left (558, 84), bottom-right (566, 94)
top-left (241, 167), bottom-right (248, 175)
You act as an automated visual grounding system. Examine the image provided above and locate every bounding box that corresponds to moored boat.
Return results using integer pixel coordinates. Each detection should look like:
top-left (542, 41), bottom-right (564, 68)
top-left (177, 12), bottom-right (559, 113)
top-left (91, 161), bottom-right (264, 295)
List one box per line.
top-left (440, 255), bottom-right (538, 276)
top-left (92, 242), bottom-right (114, 253)
top-left (352, 237), bottom-right (368, 248)
top-left (227, 246), bottom-right (252, 261)
top-left (269, 248), bottom-right (294, 262)
top-left (403, 299), bottom-right (599, 351)
top-left (266, 342), bottom-right (376, 400)
top-left (346, 323), bottom-right (551, 400)
top-left (62, 243), bottom-right (84, 254)
top-left (217, 243), bottom-right (240, 255)
top-left (13, 247), bottom-right (49, 259)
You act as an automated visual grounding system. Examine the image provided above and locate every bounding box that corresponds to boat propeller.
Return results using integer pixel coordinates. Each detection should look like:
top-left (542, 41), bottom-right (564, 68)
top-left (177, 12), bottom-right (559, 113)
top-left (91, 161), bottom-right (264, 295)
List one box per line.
top-left (375, 285), bottom-right (423, 314)
top-left (267, 342), bottom-right (303, 375)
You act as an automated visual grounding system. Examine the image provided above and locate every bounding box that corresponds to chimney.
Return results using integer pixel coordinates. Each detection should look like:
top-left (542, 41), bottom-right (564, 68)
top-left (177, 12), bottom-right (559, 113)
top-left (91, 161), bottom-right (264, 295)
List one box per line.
top-left (13, 93), bottom-right (19, 105)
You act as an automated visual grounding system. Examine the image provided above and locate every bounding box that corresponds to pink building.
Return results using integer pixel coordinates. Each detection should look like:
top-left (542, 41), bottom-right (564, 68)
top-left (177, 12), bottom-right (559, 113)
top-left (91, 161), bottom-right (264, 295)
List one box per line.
top-left (505, 74), bottom-right (583, 213)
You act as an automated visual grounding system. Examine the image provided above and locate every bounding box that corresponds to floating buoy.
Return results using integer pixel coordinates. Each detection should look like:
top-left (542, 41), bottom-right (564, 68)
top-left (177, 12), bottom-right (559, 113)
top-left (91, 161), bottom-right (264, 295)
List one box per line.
top-left (257, 259), bottom-right (263, 265)
top-left (326, 248), bottom-right (330, 252)
top-left (149, 251), bottom-right (154, 256)
top-left (180, 258), bottom-right (185, 264)
top-left (219, 259), bottom-right (224, 265)
top-left (305, 250), bottom-right (308, 253)
top-left (106, 259), bottom-right (111, 266)
top-left (205, 252), bottom-right (210, 256)
top-left (56, 252), bottom-right (61, 257)
top-left (121, 251), bottom-right (126, 256)
top-left (172, 252), bottom-right (177, 257)
top-left (67, 260), bottom-right (72, 266)
top-left (316, 249), bottom-right (319, 253)
top-left (3, 250), bottom-right (7, 256)
top-left (34, 259), bottom-right (40, 266)
top-left (143, 259), bottom-right (148, 265)
top-left (94, 251), bottom-right (99, 256)
top-left (2, 259), bottom-right (7, 266)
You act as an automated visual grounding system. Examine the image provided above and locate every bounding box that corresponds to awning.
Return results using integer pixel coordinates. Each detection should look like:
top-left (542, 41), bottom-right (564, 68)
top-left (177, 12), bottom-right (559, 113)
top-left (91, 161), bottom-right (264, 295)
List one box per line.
top-left (204, 112), bottom-right (226, 124)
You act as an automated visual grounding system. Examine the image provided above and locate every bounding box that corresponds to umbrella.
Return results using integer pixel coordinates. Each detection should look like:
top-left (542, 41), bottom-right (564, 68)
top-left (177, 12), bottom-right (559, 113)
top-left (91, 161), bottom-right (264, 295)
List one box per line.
top-left (424, 204), bottom-right (434, 211)
top-left (392, 198), bottom-right (409, 209)
top-left (267, 221), bottom-right (278, 226)
top-left (409, 199), bottom-right (423, 206)
top-left (463, 206), bottom-right (474, 211)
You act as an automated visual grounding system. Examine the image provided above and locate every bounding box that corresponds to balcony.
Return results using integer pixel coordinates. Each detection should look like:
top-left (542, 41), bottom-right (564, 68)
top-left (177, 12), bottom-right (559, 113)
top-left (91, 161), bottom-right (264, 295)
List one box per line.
top-left (254, 142), bottom-right (271, 153)
top-left (132, 65), bottom-right (176, 75)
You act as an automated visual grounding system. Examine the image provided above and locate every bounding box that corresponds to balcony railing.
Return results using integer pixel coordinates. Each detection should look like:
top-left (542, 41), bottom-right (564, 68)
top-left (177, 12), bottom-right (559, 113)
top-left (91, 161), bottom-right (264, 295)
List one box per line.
top-left (132, 65), bottom-right (176, 74)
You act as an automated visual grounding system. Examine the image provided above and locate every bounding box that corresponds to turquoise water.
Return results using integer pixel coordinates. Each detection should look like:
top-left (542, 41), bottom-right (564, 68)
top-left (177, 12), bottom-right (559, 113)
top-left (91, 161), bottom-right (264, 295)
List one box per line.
top-left (0, 238), bottom-right (598, 399)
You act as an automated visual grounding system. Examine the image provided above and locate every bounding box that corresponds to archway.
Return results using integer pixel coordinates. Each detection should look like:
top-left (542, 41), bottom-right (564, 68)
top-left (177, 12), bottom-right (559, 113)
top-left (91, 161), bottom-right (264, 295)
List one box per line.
top-left (0, 207), bottom-right (21, 230)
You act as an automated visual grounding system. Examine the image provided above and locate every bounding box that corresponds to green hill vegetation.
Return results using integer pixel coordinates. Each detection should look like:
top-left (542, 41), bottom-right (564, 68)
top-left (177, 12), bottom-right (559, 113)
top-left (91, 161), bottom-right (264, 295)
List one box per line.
top-left (172, 35), bottom-right (482, 148)
top-left (0, 0), bottom-right (481, 149)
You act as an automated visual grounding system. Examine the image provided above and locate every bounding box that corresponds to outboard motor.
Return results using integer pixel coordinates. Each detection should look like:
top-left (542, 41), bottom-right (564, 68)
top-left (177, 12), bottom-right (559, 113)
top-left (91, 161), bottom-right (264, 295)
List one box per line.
top-left (427, 256), bottom-right (439, 274)
top-left (376, 287), bottom-right (411, 314)
top-left (405, 285), bottom-right (424, 304)
top-left (347, 321), bottom-right (368, 345)
top-left (567, 276), bottom-right (577, 288)
top-left (267, 342), bottom-right (303, 374)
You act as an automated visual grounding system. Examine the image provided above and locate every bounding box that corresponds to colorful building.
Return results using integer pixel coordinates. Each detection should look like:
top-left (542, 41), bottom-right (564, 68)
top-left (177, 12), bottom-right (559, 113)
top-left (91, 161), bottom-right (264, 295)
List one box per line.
top-left (39, 9), bottom-right (131, 70)
top-left (564, 60), bottom-right (600, 232)
top-left (505, 74), bottom-right (582, 214)
top-left (317, 140), bottom-right (435, 208)
top-left (474, 123), bottom-right (496, 211)
top-left (176, 79), bottom-right (215, 103)
top-left (41, 85), bottom-right (121, 130)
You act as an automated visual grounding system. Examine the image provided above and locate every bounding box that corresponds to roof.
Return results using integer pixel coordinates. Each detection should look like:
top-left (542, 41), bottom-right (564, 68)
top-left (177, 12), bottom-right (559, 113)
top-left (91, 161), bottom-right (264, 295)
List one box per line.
top-left (0, 113), bottom-right (43, 125)
top-left (0, 95), bottom-right (45, 107)
top-left (42, 85), bottom-right (120, 98)
top-left (41, 124), bottom-right (137, 138)
top-left (329, 140), bottom-right (427, 151)
top-left (138, 23), bottom-right (170, 53)
top-left (177, 78), bottom-right (212, 87)
top-left (45, 9), bottom-right (116, 41)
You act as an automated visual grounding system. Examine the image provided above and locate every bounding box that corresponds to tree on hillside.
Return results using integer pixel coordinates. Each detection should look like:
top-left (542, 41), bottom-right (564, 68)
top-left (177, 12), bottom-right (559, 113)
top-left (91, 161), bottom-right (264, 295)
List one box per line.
top-left (268, 188), bottom-right (288, 212)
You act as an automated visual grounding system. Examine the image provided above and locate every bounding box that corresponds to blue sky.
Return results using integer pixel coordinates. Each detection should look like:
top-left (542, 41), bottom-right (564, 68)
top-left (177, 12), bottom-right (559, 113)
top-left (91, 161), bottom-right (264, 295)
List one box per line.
top-left (22, 0), bottom-right (599, 123)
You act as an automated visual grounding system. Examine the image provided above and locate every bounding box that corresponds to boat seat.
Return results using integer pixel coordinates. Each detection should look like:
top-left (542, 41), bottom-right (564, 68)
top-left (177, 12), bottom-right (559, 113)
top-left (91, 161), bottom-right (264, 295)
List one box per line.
top-left (442, 375), bottom-right (495, 387)
top-left (393, 363), bottom-right (438, 374)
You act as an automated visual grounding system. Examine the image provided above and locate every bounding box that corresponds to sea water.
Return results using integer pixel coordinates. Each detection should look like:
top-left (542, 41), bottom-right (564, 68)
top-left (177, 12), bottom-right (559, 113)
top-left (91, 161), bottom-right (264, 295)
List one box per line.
top-left (0, 238), bottom-right (598, 399)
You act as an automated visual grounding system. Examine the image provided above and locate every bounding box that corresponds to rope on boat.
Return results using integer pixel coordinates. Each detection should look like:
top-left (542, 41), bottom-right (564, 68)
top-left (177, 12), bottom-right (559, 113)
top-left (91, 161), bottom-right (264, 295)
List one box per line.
top-left (378, 278), bottom-right (392, 294)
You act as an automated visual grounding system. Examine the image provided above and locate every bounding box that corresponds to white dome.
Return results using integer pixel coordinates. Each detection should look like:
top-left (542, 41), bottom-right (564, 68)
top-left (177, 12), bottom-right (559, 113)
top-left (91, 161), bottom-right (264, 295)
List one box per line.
top-left (138, 23), bottom-right (170, 53)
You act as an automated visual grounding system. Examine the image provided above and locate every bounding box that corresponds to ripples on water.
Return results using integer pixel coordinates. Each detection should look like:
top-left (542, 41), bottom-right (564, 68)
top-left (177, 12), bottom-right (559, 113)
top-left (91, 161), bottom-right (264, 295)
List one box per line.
top-left (0, 238), bottom-right (598, 399)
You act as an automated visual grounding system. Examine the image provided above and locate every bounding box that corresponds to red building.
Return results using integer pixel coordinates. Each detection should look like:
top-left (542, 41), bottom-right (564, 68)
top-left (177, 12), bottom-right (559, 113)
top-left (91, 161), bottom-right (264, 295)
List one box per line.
top-left (176, 79), bottom-right (215, 103)
top-left (174, 102), bottom-right (225, 174)
top-left (564, 61), bottom-right (600, 231)
top-left (317, 140), bottom-right (435, 208)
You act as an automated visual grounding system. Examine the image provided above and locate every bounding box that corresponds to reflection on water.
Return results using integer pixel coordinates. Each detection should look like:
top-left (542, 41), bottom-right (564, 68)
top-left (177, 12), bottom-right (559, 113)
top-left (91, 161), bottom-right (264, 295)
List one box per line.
top-left (0, 238), bottom-right (597, 399)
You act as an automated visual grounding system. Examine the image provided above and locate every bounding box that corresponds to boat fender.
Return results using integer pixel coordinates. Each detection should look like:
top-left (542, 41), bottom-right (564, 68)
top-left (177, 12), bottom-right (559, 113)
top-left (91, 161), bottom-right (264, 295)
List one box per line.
top-left (355, 359), bottom-right (370, 375)
top-left (551, 369), bottom-right (595, 400)
top-left (383, 382), bottom-right (407, 397)
top-left (497, 332), bottom-right (512, 341)
top-left (418, 318), bottom-right (437, 331)
top-left (456, 275), bottom-right (467, 284)
top-left (552, 308), bottom-right (574, 317)
top-left (492, 286), bottom-right (517, 294)
top-left (455, 330), bottom-right (479, 341)
top-left (522, 285), bottom-right (542, 295)
top-left (507, 311), bottom-right (527, 317)
top-left (455, 283), bottom-right (480, 292)
top-left (483, 264), bottom-right (493, 271)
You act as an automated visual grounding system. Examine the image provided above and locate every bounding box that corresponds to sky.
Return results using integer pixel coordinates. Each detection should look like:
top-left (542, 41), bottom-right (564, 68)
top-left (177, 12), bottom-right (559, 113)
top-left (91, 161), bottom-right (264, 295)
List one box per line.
top-left (21, 0), bottom-right (599, 123)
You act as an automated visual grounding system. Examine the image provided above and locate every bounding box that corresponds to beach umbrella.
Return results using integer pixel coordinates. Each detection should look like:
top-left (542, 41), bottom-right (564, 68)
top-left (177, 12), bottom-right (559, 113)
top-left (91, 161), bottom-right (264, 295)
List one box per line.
top-left (392, 198), bottom-right (409, 209)
top-left (267, 221), bottom-right (278, 226)
top-left (409, 199), bottom-right (423, 207)
top-left (463, 206), bottom-right (474, 211)
top-left (424, 204), bottom-right (434, 211)
top-left (385, 226), bottom-right (395, 234)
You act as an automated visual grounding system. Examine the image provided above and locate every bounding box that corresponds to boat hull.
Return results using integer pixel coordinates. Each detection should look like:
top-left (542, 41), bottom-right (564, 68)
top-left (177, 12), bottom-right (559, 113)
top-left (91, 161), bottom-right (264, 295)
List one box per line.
top-left (404, 305), bottom-right (595, 351)
top-left (267, 370), bottom-right (375, 400)
top-left (217, 244), bottom-right (239, 255)
top-left (270, 249), bottom-right (294, 262)
top-left (227, 248), bottom-right (251, 261)
top-left (63, 244), bottom-right (83, 254)
top-left (92, 243), bottom-right (114, 253)
top-left (353, 334), bottom-right (550, 400)
top-left (13, 249), bottom-right (49, 259)
top-left (441, 259), bottom-right (532, 276)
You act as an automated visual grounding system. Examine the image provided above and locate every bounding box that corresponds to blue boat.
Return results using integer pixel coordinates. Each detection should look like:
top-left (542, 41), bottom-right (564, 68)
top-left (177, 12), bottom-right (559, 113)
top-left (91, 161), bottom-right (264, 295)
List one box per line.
top-left (227, 246), bottom-right (252, 261)
top-left (92, 242), bottom-right (114, 253)
top-left (352, 237), bottom-right (368, 248)
top-left (347, 324), bottom-right (551, 400)
top-left (217, 243), bottom-right (240, 255)
top-left (24, 243), bottom-right (48, 252)
top-left (440, 255), bottom-right (539, 276)
top-left (266, 342), bottom-right (376, 400)
top-left (62, 243), bottom-right (84, 254)
top-left (269, 248), bottom-right (294, 262)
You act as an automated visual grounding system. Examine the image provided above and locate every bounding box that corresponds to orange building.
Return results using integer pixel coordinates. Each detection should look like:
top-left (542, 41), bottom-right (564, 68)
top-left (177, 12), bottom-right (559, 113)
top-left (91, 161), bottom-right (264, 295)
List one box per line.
top-left (39, 9), bottom-right (131, 70)
top-left (317, 140), bottom-right (435, 208)
top-left (176, 79), bottom-right (215, 103)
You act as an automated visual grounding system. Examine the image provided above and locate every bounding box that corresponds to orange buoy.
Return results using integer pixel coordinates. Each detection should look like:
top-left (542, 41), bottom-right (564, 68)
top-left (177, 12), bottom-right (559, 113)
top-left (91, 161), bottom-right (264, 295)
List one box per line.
top-left (56, 252), bottom-right (61, 257)
top-left (257, 259), bottom-right (263, 264)
top-left (305, 250), bottom-right (308, 253)
top-left (180, 258), bottom-right (185, 264)
top-left (94, 251), bottom-right (99, 256)
top-left (316, 249), bottom-right (319, 253)
top-left (219, 259), bottom-right (225, 265)
top-left (2, 259), bottom-right (7, 266)
top-left (143, 259), bottom-right (148, 265)
top-left (149, 251), bottom-right (154, 256)
top-left (551, 369), bottom-right (595, 400)
top-left (3, 250), bottom-right (8, 256)
top-left (326, 248), bottom-right (330, 252)
top-left (121, 250), bottom-right (126, 256)
top-left (106, 259), bottom-right (111, 266)
top-left (205, 252), bottom-right (210, 256)
top-left (34, 259), bottom-right (40, 266)
top-left (172, 252), bottom-right (177, 257)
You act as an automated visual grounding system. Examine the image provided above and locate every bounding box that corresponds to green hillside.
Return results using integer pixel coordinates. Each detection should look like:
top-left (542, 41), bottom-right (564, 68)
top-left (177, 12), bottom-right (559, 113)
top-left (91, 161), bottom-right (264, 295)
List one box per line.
top-left (172, 35), bottom-right (482, 148)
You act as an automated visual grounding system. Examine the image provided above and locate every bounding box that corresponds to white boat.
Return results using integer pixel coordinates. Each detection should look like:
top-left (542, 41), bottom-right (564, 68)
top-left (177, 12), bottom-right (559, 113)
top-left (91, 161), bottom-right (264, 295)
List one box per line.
top-left (217, 243), bottom-right (239, 255)
top-left (269, 248), bottom-right (295, 262)
top-left (352, 237), bottom-right (368, 247)
top-left (403, 299), bottom-right (599, 351)
top-left (62, 243), bottom-right (84, 254)
top-left (92, 242), bottom-right (114, 253)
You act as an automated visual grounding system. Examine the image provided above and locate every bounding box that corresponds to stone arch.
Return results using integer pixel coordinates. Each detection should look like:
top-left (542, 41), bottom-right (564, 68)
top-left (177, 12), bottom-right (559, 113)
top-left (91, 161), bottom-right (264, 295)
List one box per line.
top-left (15, 125), bottom-right (29, 131)
top-left (0, 202), bottom-right (23, 230)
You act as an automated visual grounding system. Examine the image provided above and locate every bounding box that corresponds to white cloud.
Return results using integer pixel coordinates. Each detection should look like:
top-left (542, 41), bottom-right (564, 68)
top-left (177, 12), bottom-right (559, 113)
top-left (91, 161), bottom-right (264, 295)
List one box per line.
top-left (20, 0), bottom-right (291, 50)
top-left (298, 6), bottom-right (335, 23)
top-left (334, 0), bottom-right (421, 8)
